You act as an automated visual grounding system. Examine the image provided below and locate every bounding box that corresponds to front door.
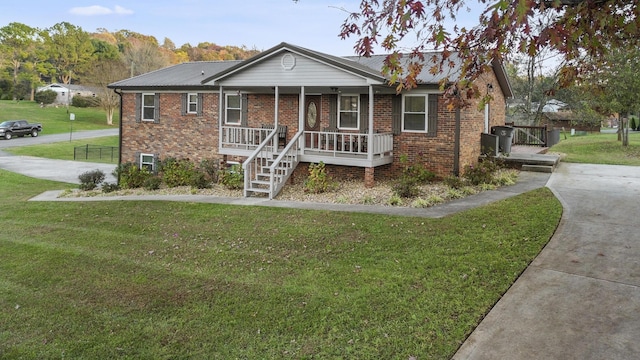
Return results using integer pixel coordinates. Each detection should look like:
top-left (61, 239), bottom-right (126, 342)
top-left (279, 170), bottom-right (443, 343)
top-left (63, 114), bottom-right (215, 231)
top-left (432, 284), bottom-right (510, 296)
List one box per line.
top-left (305, 95), bottom-right (321, 148)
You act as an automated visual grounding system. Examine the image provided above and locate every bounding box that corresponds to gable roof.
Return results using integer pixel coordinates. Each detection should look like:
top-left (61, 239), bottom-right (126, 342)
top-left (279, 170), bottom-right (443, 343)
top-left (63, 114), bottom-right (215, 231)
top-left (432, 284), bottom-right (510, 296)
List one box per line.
top-left (108, 42), bottom-right (512, 98)
top-left (202, 42), bottom-right (387, 85)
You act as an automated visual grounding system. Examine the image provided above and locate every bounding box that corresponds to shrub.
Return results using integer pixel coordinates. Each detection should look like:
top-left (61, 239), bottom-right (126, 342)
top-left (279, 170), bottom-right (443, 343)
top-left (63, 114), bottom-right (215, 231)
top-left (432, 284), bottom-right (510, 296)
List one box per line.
top-left (114, 162), bottom-right (153, 189)
top-left (199, 158), bottom-right (220, 183)
top-left (443, 175), bottom-right (466, 189)
top-left (392, 176), bottom-right (421, 198)
top-left (78, 169), bottom-right (106, 191)
top-left (160, 158), bottom-right (198, 188)
top-left (190, 171), bottom-right (211, 189)
top-left (71, 95), bottom-right (100, 108)
top-left (304, 162), bottom-right (336, 194)
top-left (143, 176), bottom-right (162, 191)
top-left (101, 182), bottom-right (119, 193)
top-left (392, 154), bottom-right (435, 198)
top-left (219, 164), bottom-right (244, 190)
top-left (34, 90), bottom-right (57, 105)
top-left (464, 159), bottom-right (500, 185)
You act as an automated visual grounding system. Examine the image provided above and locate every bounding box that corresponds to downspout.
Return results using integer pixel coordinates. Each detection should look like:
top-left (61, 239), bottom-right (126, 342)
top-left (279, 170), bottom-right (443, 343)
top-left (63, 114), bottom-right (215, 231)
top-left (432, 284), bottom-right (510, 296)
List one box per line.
top-left (114, 88), bottom-right (123, 185)
top-left (218, 86), bottom-right (224, 154)
top-left (368, 85), bottom-right (374, 161)
top-left (454, 106), bottom-right (461, 176)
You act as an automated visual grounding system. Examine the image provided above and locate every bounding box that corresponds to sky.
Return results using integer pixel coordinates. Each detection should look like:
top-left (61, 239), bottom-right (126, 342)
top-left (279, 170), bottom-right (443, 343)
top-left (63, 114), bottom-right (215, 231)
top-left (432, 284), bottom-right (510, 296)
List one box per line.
top-left (0, 0), bottom-right (483, 57)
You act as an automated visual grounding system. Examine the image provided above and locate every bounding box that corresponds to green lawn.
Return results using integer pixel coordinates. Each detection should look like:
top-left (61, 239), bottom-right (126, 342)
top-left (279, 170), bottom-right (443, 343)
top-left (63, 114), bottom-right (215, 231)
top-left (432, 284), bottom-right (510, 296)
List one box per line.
top-left (4, 136), bottom-right (119, 163)
top-left (0, 169), bottom-right (562, 359)
top-left (0, 100), bottom-right (117, 135)
top-left (549, 131), bottom-right (640, 165)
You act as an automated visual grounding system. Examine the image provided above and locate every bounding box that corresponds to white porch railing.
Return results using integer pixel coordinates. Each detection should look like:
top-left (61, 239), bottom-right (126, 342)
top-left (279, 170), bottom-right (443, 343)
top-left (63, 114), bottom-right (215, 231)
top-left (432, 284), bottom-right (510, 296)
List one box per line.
top-left (242, 130), bottom-right (301, 199)
top-left (304, 131), bottom-right (394, 158)
top-left (221, 126), bottom-right (269, 151)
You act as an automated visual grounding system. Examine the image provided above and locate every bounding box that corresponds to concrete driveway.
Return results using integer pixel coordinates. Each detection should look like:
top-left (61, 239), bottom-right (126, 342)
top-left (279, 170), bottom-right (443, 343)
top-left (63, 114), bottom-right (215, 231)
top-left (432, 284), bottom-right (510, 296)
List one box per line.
top-left (0, 129), bottom-right (118, 184)
top-left (454, 162), bottom-right (640, 360)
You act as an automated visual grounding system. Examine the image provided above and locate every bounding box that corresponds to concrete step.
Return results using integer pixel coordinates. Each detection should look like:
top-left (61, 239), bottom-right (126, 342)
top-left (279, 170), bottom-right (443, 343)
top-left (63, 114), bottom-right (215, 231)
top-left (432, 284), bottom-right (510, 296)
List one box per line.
top-left (521, 164), bottom-right (555, 173)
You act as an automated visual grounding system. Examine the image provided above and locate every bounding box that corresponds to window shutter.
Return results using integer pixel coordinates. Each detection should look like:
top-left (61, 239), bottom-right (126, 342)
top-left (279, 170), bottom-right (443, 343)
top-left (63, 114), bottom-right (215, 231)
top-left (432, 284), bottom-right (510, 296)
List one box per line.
top-left (392, 95), bottom-right (402, 135)
top-left (154, 153), bottom-right (160, 174)
top-left (197, 93), bottom-right (204, 116)
top-left (427, 94), bottom-right (438, 137)
top-left (153, 93), bottom-right (160, 124)
top-left (241, 94), bottom-right (248, 127)
top-left (135, 94), bottom-right (142, 123)
top-left (329, 94), bottom-right (337, 130)
top-left (134, 151), bottom-right (141, 167)
top-left (359, 95), bottom-right (368, 132)
top-left (181, 93), bottom-right (187, 115)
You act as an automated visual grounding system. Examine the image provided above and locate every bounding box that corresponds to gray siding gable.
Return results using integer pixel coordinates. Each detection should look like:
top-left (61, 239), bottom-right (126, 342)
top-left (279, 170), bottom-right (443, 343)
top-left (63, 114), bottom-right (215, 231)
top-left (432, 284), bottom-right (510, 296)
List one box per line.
top-left (212, 51), bottom-right (382, 87)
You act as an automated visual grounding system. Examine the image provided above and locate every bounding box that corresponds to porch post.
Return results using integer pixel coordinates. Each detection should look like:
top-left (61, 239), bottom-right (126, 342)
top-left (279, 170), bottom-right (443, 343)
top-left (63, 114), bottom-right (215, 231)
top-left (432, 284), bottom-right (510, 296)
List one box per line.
top-left (218, 86), bottom-right (224, 152)
top-left (274, 86), bottom-right (279, 126)
top-left (299, 86), bottom-right (305, 148)
top-left (368, 85), bottom-right (374, 161)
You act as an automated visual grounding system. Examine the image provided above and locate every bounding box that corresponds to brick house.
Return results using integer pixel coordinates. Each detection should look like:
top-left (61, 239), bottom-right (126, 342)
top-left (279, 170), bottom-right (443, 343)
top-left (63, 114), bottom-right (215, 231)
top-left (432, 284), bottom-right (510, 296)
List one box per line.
top-left (109, 42), bottom-right (512, 198)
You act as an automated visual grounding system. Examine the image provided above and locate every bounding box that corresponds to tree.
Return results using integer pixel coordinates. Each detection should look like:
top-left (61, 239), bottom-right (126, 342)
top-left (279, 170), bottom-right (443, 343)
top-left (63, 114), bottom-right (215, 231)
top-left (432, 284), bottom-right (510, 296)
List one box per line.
top-left (0, 22), bottom-right (39, 100)
top-left (44, 22), bottom-right (94, 85)
top-left (337, 0), bottom-right (640, 101)
top-left (83, 39), bottom-right (127, 125)
top-left (581, 48), bottom-right (640, 146)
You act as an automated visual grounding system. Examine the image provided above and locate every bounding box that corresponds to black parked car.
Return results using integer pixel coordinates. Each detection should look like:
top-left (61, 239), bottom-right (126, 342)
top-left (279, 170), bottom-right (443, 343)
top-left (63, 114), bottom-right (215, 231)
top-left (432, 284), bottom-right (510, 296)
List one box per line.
top-left (0, 120), bottom-right (43, 140)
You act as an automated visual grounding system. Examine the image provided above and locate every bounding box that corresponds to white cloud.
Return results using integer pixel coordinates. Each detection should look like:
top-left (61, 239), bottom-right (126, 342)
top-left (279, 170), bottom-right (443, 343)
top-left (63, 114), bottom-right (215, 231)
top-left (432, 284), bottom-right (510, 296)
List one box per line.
top-left (69, 5), bottom-right (133, 16)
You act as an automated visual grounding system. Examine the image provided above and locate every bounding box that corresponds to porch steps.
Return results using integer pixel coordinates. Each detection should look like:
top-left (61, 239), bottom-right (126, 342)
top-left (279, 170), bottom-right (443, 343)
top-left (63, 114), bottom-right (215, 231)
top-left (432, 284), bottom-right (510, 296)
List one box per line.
top-left (499, 152), bottom-right (561, 173)
top-left (245, 153), bottom-right (291, 197)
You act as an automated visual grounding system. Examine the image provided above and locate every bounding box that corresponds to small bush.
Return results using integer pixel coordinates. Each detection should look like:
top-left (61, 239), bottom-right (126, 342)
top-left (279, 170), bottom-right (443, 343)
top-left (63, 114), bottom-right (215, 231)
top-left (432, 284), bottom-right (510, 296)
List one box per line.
top-left (387, 194), bottom-right (404, 206)
top-left (143, 176), bottom-right (162, 191)
top-left (464, 159), bottom-right (500, 185)
top-left (190, 171), bottom-right (211, 189)
top-left (219, 164), bottom-right (244, 190)
top-left (443, 175), bottom-right (466, 189)
top-left (115, 162), bottom-right (153, 189)
top-left (304, 162), bottom-right (336, 194)
top-left (34, 90), bottom-right (57, 105)
top-left (199, 158), bottom-right (220, 183)
top-left (392, 176), bottom-right (421, 198)
top-left (101, 182), bottom-right (119, 193)
top-left (160, 158), bottom-right (198, 188)
top-left (78, 169), bottom-right (105, 191)
top-left (71, 95), bottom-right (100, 107)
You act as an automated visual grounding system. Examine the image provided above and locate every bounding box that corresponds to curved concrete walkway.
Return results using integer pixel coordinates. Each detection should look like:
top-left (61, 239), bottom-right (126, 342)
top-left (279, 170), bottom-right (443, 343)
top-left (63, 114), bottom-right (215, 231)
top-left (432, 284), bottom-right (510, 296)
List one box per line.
top-left (454, 162), bottom-right (640, 360)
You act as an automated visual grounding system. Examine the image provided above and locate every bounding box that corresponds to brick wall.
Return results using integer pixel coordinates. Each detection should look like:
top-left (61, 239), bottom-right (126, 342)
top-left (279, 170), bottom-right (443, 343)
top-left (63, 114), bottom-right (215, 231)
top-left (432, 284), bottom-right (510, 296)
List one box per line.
top-left (121, 75), bottom-right (508, 181)
top-left (120, 92), bottom-right (222, 165)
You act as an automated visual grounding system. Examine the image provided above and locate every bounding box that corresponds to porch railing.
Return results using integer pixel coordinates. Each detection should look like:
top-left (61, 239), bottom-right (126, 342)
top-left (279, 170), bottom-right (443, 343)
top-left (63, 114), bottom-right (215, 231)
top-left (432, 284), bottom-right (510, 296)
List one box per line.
top-left (242, 129), bottom-right (279, 197)
top-left (221, 126), bottom-right (270, 150)
top-left (304, 131), bottom-right (393, 158)
top-left (265, 131), bottom-right (303, 199)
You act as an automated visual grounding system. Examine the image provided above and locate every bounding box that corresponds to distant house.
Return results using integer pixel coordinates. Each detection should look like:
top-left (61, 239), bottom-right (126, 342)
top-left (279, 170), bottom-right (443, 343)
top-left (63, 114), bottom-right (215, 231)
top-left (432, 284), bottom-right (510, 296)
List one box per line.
top-left (37, 83), bottom-right (97, 105)
top-left (542, 112), bottom-right (600, 132)
top-left (108, 42), bottom-right (513, 199)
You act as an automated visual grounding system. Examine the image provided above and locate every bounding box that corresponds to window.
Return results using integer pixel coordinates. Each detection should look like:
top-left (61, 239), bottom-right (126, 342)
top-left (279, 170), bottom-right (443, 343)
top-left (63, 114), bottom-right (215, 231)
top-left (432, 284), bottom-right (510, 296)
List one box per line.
top-left (225, 93), bottom-right (241, 124)
top-left (338, 94), bottom-right (359, 129)
top-left (403, 94), bottom-right (428, 132)
top-left (140, 153), bottom-right (155, 172)
top-left (142, 93), bottom-right (156, 121)
top-left (187, 93), bottom-right (198, 114)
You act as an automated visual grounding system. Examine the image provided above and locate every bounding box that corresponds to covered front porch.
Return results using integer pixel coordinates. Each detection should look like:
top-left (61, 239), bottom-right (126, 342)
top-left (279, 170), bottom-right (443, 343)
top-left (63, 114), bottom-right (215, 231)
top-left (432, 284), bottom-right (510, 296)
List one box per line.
top-left (220, 125), bottom-right (394, 168)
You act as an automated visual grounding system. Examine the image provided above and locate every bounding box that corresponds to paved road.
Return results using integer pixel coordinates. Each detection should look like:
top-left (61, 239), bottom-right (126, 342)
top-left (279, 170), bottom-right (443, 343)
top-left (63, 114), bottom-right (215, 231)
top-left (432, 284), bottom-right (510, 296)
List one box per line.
top-left (0, 129), bottom-right (118, 184)
top-left (454, 162), bottom-right (640, 360)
